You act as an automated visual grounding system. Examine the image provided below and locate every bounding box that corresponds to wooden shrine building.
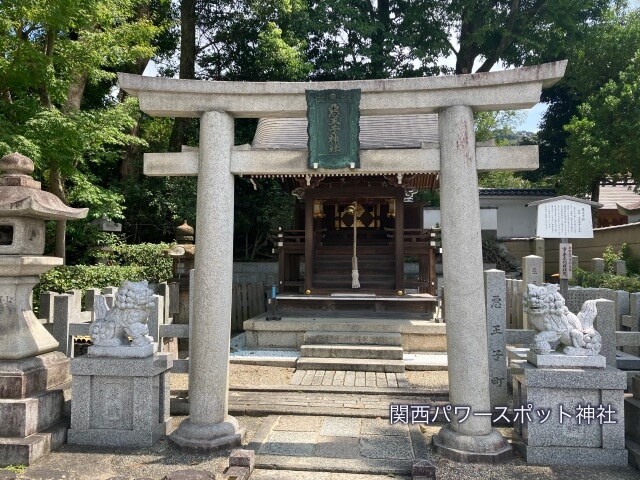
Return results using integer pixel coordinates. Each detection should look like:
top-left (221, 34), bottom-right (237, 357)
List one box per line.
top-left (253, 115), bottom-right (441, 315)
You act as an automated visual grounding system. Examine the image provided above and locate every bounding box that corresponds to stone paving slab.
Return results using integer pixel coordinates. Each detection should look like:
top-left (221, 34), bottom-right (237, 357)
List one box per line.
top-left (249, 414), bottom-right (426, 475)
top-left (228, 389), bottom-right (448, 418)
top-left (250, 470), bottom-right (411, 480)
top-left (290, 370), bottom-right (409, 388)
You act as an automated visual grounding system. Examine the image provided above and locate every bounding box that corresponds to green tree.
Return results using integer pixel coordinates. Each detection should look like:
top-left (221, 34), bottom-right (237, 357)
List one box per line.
top-left (562, 50), bottom-right (640, 199)
top-left (0, 0), bottom-right (161, 261)
top-left (535, 5), bottom-right (640, 189)
top-left (305, 0), bottom-right (608, 79)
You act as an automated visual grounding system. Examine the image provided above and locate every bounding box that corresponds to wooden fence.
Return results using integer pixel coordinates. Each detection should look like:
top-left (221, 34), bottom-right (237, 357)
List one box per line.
top-left (231, 282), bottom-right (266, 332)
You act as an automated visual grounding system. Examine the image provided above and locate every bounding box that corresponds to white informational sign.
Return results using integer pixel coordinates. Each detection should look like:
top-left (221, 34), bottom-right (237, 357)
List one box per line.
top-left (559, 242), bottom-right (573, 279)
top-left (536, 199), bottom-right (594, 238)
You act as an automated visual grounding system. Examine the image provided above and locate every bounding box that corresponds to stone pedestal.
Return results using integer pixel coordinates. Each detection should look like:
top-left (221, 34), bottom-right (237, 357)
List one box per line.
top-left (625, 374), bottom-right (640, 469)
top-left (68, 353), bottom-right (172, 447)
top-left (0, 258), bottom-right (62, 360)
top-left (0, 352), bottom-right (70, 466)
top-left (512, 362), bottom-right (627, 466)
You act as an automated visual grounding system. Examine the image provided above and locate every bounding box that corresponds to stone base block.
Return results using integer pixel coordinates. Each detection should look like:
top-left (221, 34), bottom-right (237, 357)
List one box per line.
top-left (625, 396), bottom-right (640, 442)
top-left (0, 420), bottom-right (67, 467)
top-left (627, 436), bottom-right (640, 470)
top-left (68, 353), bottom-right (172, 447)
top-left (87, 343), bottom-right (158, 358)
top-left (514, 444), bottom-right (628, 466)
top-left (0, 353), bottom-right (70, 467)
top-left (431, 425), bottom-right (512, 463)
top-left (67, 420), bottom-right (171, 447)
top-left (513, 363), bottom-right (627, 466)
top-left (0, 352), bottom-right (70, 399)
top-left (170, 417), bottom-right (245, 451)
top-left (0, 387), bottom-right (67, 437)
top-left (527, 351), bottom-right (606, 369)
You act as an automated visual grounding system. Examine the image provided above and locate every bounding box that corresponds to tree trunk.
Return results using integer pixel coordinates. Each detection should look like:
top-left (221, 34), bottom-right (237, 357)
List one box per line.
top-left (50, 160), bottom-right (68, 263)
top-left (456, 19), bottom-right (478, 74)
top-left (590, 179), bottom-right (601, 228)
top-left (369, 0), bottom-right (390, 78)
top-left (63, 73), bottom-right (87, 113)
top-left (169, 0), bottom-right (197, 152)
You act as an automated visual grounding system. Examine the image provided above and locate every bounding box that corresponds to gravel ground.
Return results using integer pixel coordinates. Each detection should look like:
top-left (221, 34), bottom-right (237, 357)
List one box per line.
top-left (405, 370), bottom-right (449, 389)
top-left (16, 416), bottom-right (266, 480)
top-left (170, 365), bottom-right (449, 391)
top-left (170, 364), bottom-right (295, 391)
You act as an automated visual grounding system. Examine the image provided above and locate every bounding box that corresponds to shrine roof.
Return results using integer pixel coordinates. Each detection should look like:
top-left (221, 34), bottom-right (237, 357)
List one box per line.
top-left (597, 183), bottom-right (640, 210)
top-left (252, 115), bottom-right (438, 150)
top-left (479, 188), bottom-right (556, 197)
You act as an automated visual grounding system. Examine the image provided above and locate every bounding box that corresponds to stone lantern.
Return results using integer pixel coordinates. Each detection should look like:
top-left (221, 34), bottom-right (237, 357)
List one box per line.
top-left (164, 221), bottom-right (195, 347)
top-left (0, 152), bottom-right (88, 358)
top-left (0, 152), bottom-right (87, 465)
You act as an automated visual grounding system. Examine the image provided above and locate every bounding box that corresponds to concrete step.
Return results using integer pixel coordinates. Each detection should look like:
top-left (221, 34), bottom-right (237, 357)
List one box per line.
top-left (303, 331), bottom-right (402, 346)
top-left (296, 357), bottom-right (405, 373)
top-left (300, 344), bottom-right (404, 360)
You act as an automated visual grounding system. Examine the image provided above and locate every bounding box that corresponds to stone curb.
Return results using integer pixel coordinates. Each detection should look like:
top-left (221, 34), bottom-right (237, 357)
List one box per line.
top-left (228, 384), bottom-right (449, 396)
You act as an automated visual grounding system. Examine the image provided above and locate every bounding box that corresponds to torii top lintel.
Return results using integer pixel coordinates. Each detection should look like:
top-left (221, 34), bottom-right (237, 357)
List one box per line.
top-left (117, 61), bottom-right (566, 119)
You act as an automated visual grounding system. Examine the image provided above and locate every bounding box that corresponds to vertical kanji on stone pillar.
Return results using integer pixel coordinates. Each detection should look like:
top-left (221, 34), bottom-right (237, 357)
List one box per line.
top-left (484, 269), bottom-right (508, 409)
top-left (521, 255), bottom-right (544, 329)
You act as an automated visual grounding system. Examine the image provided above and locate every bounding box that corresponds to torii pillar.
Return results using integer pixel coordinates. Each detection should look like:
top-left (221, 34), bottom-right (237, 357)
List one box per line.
top-left (118, 61), bottom-right (567, 458)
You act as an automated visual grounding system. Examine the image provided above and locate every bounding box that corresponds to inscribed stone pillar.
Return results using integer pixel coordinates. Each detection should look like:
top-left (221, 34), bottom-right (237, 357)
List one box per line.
top-left (170, 111), bottom-right (245, 449)
top-left (594, 299), bottom-right (616, 368)
top-left (432, 106), bottom-right (511, 462)
top-left (484, 269), bottom-right (508, 409)
top-left (614, 260), bottom-right (626, 276)
top-left (533, 237), bottom-right (545, 259)
top-left (592, 258), bottom-right (605, 274)
top-left (521, 255), bottom-right (543, 329)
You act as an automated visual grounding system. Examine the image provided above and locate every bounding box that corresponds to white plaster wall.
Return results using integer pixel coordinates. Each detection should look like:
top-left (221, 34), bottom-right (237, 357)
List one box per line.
top-left (478, 196), bottom-right (551, 238)
top-left (423, 207), bottom-right (497, 231)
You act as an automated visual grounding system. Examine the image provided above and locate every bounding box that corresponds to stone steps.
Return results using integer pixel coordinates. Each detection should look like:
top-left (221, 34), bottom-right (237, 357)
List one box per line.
top-left (296, 357), bottom-right (405, 373)
top-left (303, 331), bottom-right (402, 346)
top-left (298, 331), bottom-right (405, 372)
top-left (300, 344), bottom-right (404, 360)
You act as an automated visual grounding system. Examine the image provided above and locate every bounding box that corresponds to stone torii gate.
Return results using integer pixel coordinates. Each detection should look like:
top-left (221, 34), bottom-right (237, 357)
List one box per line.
top-left (118, 60), bottom-right (566, 460)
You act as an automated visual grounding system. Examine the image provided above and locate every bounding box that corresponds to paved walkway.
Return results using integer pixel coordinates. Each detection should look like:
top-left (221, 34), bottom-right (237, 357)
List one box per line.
top-left (7, 374), bottom-right (640, 480)
top-left (228, 385), bottom-right (447, 418)
top-left (247, 414), bottom-right (427, 476)
top-left (290, 370), bottom-right (409, 388)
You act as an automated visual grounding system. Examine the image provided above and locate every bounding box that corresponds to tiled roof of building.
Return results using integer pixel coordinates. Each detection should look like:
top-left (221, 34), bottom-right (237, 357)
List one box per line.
top-left (252, 115), bottom-right (439, 150)
top-left (478, 188), bottom-right (557, 197)
top-left (598, 184), bottom-right (640, 210)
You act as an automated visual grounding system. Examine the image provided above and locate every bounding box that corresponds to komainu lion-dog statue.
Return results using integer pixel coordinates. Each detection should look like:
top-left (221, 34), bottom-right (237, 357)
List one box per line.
top-left (523, 283), bottom-right (602, 356)
top-left (89, 280), bottom-right (155, 347)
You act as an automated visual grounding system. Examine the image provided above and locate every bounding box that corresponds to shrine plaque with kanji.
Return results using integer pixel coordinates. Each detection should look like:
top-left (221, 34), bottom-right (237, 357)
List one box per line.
top-left (306, 89), bottom-right (360, 169)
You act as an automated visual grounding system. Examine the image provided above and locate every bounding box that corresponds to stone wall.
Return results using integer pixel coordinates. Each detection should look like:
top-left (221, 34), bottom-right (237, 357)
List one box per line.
top-left (232, 262), bottom-right (278, 285)
top-left (544, 222), bottom-right (640, 274)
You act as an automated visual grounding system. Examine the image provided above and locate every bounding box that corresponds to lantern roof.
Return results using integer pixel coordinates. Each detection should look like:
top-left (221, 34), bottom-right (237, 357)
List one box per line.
top-left (0, 153), bottom-right (89, 220)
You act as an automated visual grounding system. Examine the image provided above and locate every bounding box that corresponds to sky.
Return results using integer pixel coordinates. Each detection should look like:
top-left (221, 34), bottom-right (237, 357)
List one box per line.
top-left (521, 103), bottom-right (546, 132)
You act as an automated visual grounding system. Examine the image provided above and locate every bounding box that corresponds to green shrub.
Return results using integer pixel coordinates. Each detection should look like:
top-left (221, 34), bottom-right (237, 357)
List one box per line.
top-left (98, 241), bottom-right (173, 283)
top-left (602, 243), bottom-right (640, 276)
top-left (570, 267), bottom-right (640, 293)
top-left (34, 243), bottom-right (173, 314)
top-left (37, 264), bottom-right (146, 294)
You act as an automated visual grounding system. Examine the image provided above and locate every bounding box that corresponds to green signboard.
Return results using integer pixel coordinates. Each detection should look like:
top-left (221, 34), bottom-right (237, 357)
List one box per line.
top-left (306, 89), bottom-right (361, 169)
